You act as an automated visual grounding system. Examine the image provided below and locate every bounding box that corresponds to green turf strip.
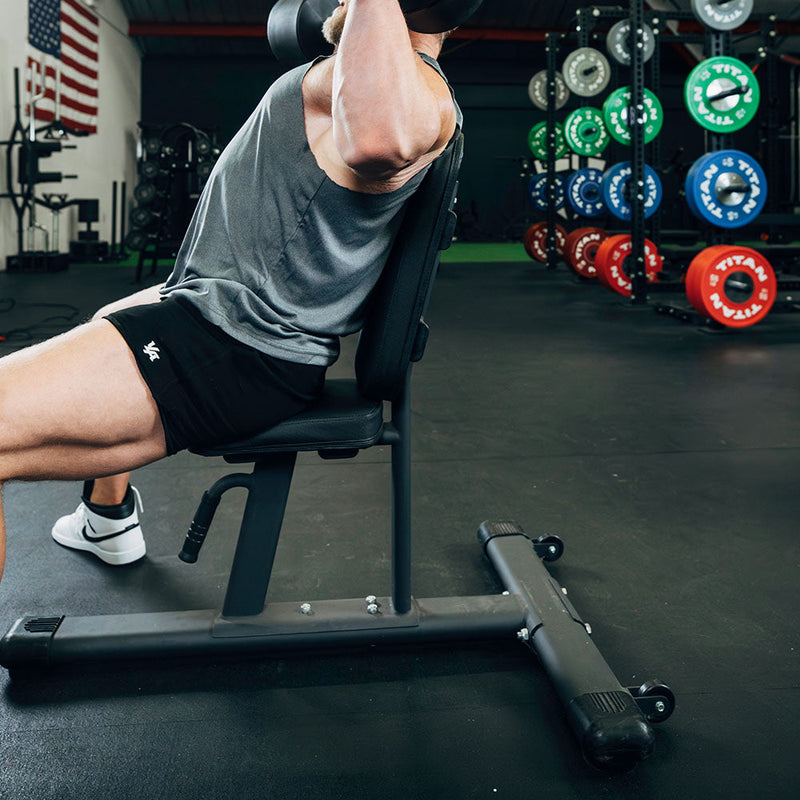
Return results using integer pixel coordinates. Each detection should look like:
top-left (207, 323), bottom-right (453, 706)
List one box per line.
top-left (440, 243), bottom-right (529, 263)
top-left (77, 244), bottom-right (531, 270)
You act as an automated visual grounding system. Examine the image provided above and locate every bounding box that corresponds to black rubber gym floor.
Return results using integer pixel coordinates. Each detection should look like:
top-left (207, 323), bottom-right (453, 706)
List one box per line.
top-left (0, 259), bottom-right (798, 799)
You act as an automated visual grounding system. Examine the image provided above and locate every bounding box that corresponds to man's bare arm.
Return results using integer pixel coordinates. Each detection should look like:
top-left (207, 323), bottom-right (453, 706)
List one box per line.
top-left (331, 0), bottom-right (456, 181)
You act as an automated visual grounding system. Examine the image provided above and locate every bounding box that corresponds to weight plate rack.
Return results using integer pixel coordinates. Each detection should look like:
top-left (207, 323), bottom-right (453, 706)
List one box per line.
top-left (536, 2), bottom-right (798, 330)
top-left (648, 11), bottom-right (800, 329)
top-left (538, 2), bottom-right (661, 284)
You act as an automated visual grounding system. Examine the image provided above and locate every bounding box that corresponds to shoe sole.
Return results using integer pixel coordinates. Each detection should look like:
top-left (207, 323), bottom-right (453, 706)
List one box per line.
top-left (51, 527), bottom-right (146, 566)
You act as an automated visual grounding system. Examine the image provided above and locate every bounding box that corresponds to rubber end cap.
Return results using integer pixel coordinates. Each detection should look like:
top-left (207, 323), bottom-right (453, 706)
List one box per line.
top-left (572, 692), bottom-right (656, 773)
top-left (476, 520), bottom-right (530, 550)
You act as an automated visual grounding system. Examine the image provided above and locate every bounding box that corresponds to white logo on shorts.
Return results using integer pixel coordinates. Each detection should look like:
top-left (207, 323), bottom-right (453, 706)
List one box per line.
top-left (143, 341), bottom-right (161, 362)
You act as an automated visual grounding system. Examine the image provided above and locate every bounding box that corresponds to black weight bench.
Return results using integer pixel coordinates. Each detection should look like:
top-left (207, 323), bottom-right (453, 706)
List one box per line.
top-left (0, 132), bottom-right (673, 772)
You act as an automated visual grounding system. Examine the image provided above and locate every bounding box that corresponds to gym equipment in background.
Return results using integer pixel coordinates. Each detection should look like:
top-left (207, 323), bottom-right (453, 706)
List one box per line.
top-left (527, 121), bottom-right (567, 160)
top-left (524, 220), bottom-right (567, 262)
top-left (684, 150), bottom-right (767, 229)
top-left (564, 107), bottom-right (610, 157)
top-left (1, 67), bottom-right (127, 269)
top-left (562, 47), bottom-right (611, 97)
top-left (685, 245), bottom-right (777, 327)
top-left (528, 69), bottom-right (570, 111)
top-left (602, 162), bottom-right (662, 221)
top-left (68, 198), bottom-right (109, 263)
top-left (691, 0), bottom-right (753, 31)
top-left (603, 87), bottom-right (664, 145)
top-left (684, 56), bottom-right (760, 133)
top-left (528, 173), bottom-right (567, 212)
top-left (566, 168), bottom-right (606, 218)
top-left (564, 227), bottom-right (608, 278)
top-left (126, 121), bottom-right (220, 281)
top-left (606, 19), bottom-right (655, 66)
top-left (595, 234), bottom-right (663, 297)
top-left (1, 67), bottom-right (76, 272)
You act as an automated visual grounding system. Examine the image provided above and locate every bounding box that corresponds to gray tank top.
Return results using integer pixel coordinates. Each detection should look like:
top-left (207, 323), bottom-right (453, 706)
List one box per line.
top-left (161, 53), bottom-right (462, 366)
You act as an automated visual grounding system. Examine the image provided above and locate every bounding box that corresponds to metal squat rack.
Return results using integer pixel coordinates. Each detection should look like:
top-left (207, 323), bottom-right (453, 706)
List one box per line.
top-left (543, 0), bottom-right (660, 292)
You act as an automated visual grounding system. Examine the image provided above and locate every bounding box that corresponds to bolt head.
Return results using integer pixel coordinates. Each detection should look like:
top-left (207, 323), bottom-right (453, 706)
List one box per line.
top-left (300, 603), bottom-right (312, 615)
top-left (365, 595), bottom-right (377, 605)
top-left (367, 603), bottom-right (380, 615)
top-left (517, 627), bottom-right (530, 642)
top-left (655, 700), bottom-right (666, 713)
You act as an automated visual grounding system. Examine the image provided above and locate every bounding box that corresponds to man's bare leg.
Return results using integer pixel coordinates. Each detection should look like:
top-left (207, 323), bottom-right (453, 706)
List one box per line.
top-left (78, 284), bottom-right (164, 509)
top-left (0, 316), bottom-right (170, 576)
top-left (88, 473), bottom-right (131, 506)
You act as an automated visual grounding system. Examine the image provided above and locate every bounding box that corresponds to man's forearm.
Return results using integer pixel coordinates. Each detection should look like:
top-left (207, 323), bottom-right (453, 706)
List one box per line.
top-left (332, 0), bottom-right (442, 176)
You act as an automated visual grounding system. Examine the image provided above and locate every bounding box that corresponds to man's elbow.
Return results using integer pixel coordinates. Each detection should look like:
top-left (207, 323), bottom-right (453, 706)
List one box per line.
top-left (343, 149), bottom-right (409, 181)
top-left (338, 126), bottom-right (439, 180)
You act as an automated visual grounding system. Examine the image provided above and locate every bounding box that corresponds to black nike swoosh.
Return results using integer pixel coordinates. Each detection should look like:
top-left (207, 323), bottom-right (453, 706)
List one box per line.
top-left (82, 520), bottom-right (141, 543)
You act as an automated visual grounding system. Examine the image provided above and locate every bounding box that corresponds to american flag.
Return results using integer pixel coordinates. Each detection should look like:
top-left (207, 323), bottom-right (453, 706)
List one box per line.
top-left (27, 0), bottom-right (99, 134)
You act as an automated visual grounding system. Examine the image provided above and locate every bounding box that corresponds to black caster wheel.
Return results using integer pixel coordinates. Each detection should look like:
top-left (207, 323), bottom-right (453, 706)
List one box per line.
top-left (637, 679), bottom-right (675, 723)
top-left (535, 534), bottom-right (564, 562)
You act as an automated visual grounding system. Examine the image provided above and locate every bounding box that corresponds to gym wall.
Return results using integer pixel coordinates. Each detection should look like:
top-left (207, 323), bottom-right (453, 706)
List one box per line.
top-left (0, 0), bottom-right (141, 265)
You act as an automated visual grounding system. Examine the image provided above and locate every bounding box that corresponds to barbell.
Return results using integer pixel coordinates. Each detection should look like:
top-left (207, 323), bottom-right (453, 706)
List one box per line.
top-left (268, 0), bottom-right (484, 63)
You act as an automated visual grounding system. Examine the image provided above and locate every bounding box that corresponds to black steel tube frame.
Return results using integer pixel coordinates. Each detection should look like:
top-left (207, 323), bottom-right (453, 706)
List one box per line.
top-left (629, 0), bottom-right (648, 305)
top-left (0, 523), bottom-right (658, 772)
top-left (480, 524), bottom-right (655, 771)
top-left (545, 33), bottom-right (560, 271)
top-left (707, 30), bottom-right (733, 247)
top-left (762, 35), bottom-right (779, 216)
top-left (648, 17), bottom-right (662, 251)
top-left (0, 595), bottom-right (525, 666)
top-left (120, 180), bottom-right (127, 256)
top-left (391, 372), bottom-right (413, 613)
top-left (111, 181), bottom-right (118, 257)
top-left (2, 69), bottom-right (29, 255)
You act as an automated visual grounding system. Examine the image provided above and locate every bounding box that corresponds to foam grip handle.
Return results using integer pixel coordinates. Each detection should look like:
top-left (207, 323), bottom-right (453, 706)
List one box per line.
top-left (178, 491), bottom-right (220, 563)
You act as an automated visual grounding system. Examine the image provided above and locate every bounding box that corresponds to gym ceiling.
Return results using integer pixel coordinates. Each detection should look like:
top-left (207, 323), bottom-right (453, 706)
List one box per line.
top-left (118, 1), bottom-right (800, 58)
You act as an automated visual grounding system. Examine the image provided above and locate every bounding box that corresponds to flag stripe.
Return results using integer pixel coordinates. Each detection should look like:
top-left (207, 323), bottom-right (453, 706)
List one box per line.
top-left (61, 32), bottom-right (97, 62)
top-left (60, 72), bottom-right (98, 98)
top-left (27, 57), bottom-right (99, 96)
top-left (63, 0), bottom-right (97, 26)
top-left (61, 10), bottom-right (97, 44)
top-left (26, 84), bottom-right (98, 116)
top-left (34, 107), bottom-right (97, 134)
top-left (60, 52), bottom-right (98, 81)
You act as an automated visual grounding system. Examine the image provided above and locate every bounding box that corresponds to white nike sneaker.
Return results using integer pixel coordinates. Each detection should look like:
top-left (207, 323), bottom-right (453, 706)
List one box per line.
top-left (51, 485), bottom-right (146, 566)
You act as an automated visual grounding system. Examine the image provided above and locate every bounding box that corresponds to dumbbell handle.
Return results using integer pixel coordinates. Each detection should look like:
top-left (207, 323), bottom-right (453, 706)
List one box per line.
top-left (708, 85), bottom-right (749, 103)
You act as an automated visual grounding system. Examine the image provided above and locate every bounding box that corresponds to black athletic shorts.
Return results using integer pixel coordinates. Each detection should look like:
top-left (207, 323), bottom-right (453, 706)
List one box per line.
top-left (105, 296), bottom-right (326, 456)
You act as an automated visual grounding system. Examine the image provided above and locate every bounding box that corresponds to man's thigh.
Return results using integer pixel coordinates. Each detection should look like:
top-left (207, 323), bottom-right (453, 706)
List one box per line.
top-left (0, 318), bottom-right (168, 481)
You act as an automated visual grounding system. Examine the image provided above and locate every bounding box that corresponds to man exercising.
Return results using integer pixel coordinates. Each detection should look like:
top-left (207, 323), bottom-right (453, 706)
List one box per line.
top-left (0, 0), bottom-right (461, 575)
